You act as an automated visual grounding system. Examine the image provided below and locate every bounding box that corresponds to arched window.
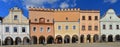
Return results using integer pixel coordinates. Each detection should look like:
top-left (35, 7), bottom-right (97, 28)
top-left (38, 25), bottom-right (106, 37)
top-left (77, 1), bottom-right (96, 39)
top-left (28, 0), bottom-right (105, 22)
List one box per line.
top-left (14, 15), bottom-right (18, 20)
top-left (47, 27), bottom-right (50, 32)
top-left (33, 27), bottom-right (36, 32)
top-left (40, 27), bottom-right (43, 32)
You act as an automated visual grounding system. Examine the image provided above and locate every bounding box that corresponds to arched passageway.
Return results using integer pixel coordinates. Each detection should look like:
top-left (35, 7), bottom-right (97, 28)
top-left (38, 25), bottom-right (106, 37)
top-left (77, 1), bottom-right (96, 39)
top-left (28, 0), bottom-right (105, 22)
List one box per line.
top-left (15, 37), bottom-right (21, 45)
top-left (108, 35), bottom-right (113, 42)
top-left (39, 36), bottom-right (45, 44)
top-left (47, 36), bottom-right (54, 44)
top-left (80, 35), bottom-right (84, 43)
top-left (101, 35), bottom-right (106, 42)
top-left (31, 36), bottom-right (37, 44)
top-left (93, 34), bottom-right (99, 42)
top-left (64, 35), bottom-right (70, 43)
top-left (5, 37), bottom-right (13, 45)
top-left (72, 35), bottom-right (78, 43)
top-left (115, 35), bottom-right (120, 42)
top-left (23, 37), bottom-right (30, 45)
top-left (55, 35), bottom-right (62, 44)
top-left (87, 34), bottom-right (91, 43)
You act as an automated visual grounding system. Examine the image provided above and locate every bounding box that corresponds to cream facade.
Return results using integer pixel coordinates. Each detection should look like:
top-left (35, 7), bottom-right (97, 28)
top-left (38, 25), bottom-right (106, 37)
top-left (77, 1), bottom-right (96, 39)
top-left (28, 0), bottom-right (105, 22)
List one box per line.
top-left (2, 7), bottom-right (29, 45)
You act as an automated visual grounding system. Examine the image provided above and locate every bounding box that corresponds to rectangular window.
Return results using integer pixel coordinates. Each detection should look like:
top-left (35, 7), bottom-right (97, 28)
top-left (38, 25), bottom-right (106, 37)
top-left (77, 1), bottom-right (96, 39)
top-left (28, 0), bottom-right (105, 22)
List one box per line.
top-left (110, 25), bottom-right (112, 29)
top-left (14, 27), bottom-right (17, 32)
top-left (82, 25), bottom-right (85, 30)
top-left (95, 16), bottom-right (98, 20)
top-left (103, 25), bottom-right (106, 29)
top-left (14, 15), bottom-right (18, 20)
top-left (82, 16), bottom-right (85, 20)
top-left (22, 27), bottom-right (26, 32)
top-left (88, 26), bottom-right (92, 30)
top-left (5, 27), bottom-right (9, 32)
top-left (66, 26), bottom-right (68, 30)
top-left (117, 25), bottom-right (119, 29)
top-left (58, 26), bottom-right (61, 30)
top-left (95, 26), bottom-right (98, 30)
top-left (88, 16), bottom-right (91, 20)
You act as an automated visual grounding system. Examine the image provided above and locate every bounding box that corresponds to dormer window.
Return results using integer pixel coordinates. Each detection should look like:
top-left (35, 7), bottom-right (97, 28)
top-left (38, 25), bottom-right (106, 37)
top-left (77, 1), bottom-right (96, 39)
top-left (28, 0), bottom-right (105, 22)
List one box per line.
top-left (14, 15), bottom-right (18, 20)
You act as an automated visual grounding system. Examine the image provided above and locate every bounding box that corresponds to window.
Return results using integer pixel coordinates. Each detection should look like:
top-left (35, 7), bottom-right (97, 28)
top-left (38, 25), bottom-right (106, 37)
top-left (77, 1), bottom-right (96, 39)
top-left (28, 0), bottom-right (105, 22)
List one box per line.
top-left (103, 25), bottom-right (106, 29)
top-left (14, 15), bottom-right (18, 20)
top-left (82, 16), bottom-right (85, 20)
top-left (14, 27), bottom-right (17, 32)
top-left (47, 27), bottom-right (50, 32)
top-left (5, 27), bottom-right (9, 32)
top-left (66, 25), bottom-right (68, 30)
top-left (88, 16), bottom-right (91, 20)
top-left (35, 19), bottom-right (37, 21)
top-left (95, 16), bottom-right (98, 20)
top-left (88, 26), bottom-right (92, 30)
top-left (58, 26), bottom-right (61, 30)
top-left (109, 25), bottom-right (112, 29)
top-left (117, 25), bottom-right (119, 29)
top-left (47, 19), bottom-right (49, 22)
top-left (73, 25), bottom-right (76, 30)
top-left (66, 17), bottom-right (68, 20)
top-left (33, 27), bottom-right (36, 31)
top-left (40, 27), bottom-right (43, 32)
top-left (95, 26), bottom-right (98, 30)
top-left (22, 27), bottom-right (26, 32)
top-left (82, 25), bottom-right (85, 30)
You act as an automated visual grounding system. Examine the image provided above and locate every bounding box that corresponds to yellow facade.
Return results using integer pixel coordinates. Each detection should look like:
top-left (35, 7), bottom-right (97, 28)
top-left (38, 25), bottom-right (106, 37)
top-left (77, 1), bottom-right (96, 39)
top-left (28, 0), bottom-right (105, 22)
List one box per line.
top-left (54, 22), bottom-right (80, 39)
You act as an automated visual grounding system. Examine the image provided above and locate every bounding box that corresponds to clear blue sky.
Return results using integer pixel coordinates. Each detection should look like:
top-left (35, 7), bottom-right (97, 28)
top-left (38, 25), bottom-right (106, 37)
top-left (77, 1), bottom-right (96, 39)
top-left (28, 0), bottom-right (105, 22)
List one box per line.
top-left (0, 0), bottom-right (120, 18)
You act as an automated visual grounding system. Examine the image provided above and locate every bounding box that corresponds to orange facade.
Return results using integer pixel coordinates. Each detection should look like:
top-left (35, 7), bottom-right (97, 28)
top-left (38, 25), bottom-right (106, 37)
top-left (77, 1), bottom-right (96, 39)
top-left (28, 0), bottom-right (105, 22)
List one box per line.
top-left (29, 8), bottom-right (54, 44)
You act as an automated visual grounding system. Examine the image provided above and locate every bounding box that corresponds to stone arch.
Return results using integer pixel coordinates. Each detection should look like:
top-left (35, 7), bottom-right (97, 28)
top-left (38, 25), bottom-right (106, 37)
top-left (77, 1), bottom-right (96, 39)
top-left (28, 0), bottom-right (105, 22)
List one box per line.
top-left (23, 37), bottom-right (30, 45)
top-left (80, 35), bottom-right (84, 43)
top-left (5, 37), bottom-right (13, 45)
top-left (31, 36), bottom-right (37, 44)
top-left (93, 34), bottom-right (99, 42)
top-left (72, 35), bottom-right (78, 43)
top-left (15, 37), bottom-right (21, 45)
top-left (108, 35), bottom-right (113, 42)
top-left (47, 36), bottom-right (54, 44)
top-left (55, 35), bottom-right (62, 44)
top-left (87, 34), bottom-right (91, 43)
top-left (39, 36), bottom-right (45, 44)
top-left (115, 35), bottom-right (120, 42)
top-left (64, 35), bottom-right (70, 43)
top-left (101, 34), bottom-right (106, 42)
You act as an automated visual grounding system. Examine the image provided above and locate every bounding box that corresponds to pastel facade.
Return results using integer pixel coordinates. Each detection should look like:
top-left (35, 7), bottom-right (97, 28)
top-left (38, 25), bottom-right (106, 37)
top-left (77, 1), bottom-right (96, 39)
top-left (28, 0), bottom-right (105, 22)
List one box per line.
top-left (53, 10), bottom-right (80, 44)
top-left (2, 7), bottom-right (30, 45)
top-left (100, 9), bottom-right (120, 42)
top-left (29, 8), bottom-right (54, 44)
top-left (80, 10), bottom-right (100, 43)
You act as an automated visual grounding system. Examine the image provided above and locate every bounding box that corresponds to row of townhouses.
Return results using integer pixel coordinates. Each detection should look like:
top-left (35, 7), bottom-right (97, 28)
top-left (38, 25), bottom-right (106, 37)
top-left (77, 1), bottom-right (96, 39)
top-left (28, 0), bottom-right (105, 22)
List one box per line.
top-left (0, 7), bottom-right (120, 45)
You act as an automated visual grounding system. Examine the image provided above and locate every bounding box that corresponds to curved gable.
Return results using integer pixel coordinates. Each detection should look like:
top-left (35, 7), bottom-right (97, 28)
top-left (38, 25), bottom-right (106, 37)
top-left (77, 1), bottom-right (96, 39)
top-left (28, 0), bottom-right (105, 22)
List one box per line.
top-left (100, 9), bottom-right (120, 22)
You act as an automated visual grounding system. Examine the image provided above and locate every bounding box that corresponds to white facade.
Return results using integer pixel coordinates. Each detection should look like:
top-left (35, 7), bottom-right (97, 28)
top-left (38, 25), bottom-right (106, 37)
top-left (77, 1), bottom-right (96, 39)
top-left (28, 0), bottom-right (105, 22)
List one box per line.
top-left (2, 7), bottom-right (29, 45)
top-left (100, 9), bottom-right (120, 42)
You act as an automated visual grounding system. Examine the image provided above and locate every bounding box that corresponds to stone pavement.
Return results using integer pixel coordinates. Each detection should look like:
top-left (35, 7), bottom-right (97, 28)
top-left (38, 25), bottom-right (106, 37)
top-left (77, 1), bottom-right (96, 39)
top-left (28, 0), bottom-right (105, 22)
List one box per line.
top-left (1, 42), bottom-right (120, 47)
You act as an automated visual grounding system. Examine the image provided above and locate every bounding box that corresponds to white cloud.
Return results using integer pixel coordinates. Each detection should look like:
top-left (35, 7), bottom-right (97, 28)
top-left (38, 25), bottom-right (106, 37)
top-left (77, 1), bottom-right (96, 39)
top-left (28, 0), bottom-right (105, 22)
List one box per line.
top-left (104, 0), bottom-right (118, 3)
top-left (24, 0), bottom-right (58, 7)
top-left (60, 2), bottom-right (69, 8)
